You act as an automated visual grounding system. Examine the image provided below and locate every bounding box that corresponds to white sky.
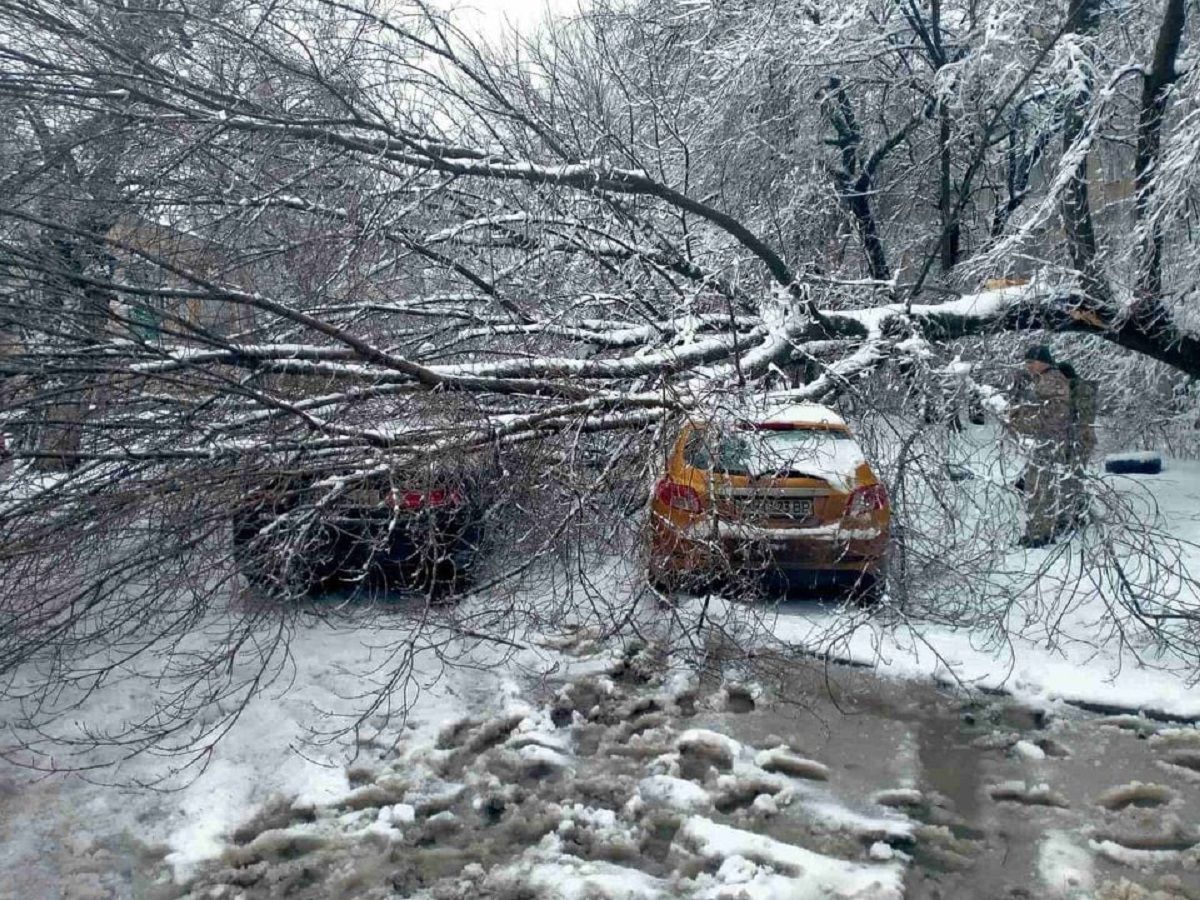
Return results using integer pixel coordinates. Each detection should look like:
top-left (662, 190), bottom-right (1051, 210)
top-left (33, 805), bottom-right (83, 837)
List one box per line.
top-left (435, 0), bottom-right (584, 37)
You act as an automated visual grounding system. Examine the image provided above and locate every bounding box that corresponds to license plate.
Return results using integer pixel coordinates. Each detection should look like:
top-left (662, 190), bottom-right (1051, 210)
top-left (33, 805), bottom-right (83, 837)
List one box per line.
top-left (344, 487), bottom-right (385, 506)
top-left (753, 497), bottom-right (813, 519)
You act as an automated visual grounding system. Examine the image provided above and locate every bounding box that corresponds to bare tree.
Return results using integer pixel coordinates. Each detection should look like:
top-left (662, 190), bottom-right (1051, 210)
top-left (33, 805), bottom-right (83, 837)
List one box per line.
top-left (0, 0), bottom-right (1198, 769)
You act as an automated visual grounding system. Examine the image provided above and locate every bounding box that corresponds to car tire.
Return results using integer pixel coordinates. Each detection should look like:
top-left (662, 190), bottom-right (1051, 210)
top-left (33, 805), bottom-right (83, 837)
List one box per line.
top-left (413, 557), bottom-right (472, 602)
top-left (440, 559), bottom-right (474, 598)
top-left (849, 575), bottom-right (883, 607)
top-left (648, 563), bottom-right (686, 602)
top-left (232, 519), bottom-right (316, 600)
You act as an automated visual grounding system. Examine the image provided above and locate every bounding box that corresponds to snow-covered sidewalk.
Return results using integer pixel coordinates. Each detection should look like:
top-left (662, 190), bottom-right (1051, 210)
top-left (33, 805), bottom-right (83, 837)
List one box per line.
top-left (771, 457), bottom-right (1200, 719)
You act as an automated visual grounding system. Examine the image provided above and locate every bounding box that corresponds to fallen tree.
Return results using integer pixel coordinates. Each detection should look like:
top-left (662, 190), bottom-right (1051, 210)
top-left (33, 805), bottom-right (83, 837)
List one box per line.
top-left (0, 0), bottom-right (1197, 769)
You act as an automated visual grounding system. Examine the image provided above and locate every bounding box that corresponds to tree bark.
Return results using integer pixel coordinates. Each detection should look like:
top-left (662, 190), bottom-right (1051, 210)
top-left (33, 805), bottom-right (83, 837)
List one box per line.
top-left (1135, 0), bottom-right (1186, 300)
top-left (1060, 0), bottom-right (1109, 306)
top-left (822, 78), bottom-right (892, 282)
top-left (938, 105), bottom-right (961, 271)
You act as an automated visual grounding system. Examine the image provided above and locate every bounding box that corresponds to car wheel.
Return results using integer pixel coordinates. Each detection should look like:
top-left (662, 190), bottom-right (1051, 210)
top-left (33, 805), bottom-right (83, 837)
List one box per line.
top-left (849, 575), bottom-right (883, 608)
top-left (647, 562), bottom-right (682, 600)
top-left (413, 557), bottom-right (472, 602)
top-left (232, 520), bottom-right (316, 600)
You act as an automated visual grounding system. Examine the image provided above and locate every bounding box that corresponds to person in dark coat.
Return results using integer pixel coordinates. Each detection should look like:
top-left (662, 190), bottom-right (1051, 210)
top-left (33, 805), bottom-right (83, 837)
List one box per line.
top-left (1012, 345), bottom-right (1075, 547)
top-left (1056, 360), bottom-right (1097, 530)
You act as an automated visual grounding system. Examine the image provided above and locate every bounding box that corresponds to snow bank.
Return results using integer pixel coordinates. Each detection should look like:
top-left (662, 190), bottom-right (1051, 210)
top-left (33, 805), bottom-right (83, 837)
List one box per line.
top-left (488, 848), bottom-right (669, 899)
top-left (633, 775), bottom-right (714, 814)
top-left (771, 457), bottom-right (1200, 720)
top-left (678, 816), bottom-right (903, 899)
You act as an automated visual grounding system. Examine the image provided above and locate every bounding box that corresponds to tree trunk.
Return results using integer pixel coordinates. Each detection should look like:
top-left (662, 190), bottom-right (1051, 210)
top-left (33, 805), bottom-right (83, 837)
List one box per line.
top-left (938, 105), bottom-right (960, 272)
top-left (823, 77), bottom-right (893, 283)
top-left (1060, 0), bottom-right (1109, 306)
top-left (1134, 0), bottom-right (1186, 301)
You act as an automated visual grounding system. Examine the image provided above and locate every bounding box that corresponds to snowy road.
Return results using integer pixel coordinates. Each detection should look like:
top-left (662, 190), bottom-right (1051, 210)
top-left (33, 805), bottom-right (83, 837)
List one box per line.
top-left (163, 648), bottom-right (1200, 899)
top-left (4, 455), bottom-right (1200, 898)
top-left (9, 640), bottom-right (1198, 899)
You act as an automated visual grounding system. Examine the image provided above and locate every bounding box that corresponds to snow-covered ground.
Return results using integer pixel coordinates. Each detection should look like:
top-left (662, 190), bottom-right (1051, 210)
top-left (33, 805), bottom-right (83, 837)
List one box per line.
top-left (0, 610), bottom-right (590, 895)
top-left (770, 438), bottom-right (1200, 719)
top-left (16, 627), bottom-right (1195, 900)
top-left (1, 629), bottom-right (914, 900)
top-left (4, 427), bottom-right (1200, 896)
top-left (168, 647), bottom-right (916, 900)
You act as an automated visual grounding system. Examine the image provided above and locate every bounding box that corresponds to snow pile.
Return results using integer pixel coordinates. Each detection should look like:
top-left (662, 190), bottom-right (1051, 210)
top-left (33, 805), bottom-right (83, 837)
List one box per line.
top-left (631, 775), bottom-right (714, 814)
top-left (679, 816), bottom-right (903, 900)
top-left (872, 788), bottom-right (924, 809)
top-left (800, 799), bottom-right (914, 845)
top-left (754, 748), bottom-right (831, 781)
top-left (1013, 740), bottom-right (1047, 761)
top-left (1089, 839), bottom-right (1200, 870)
top-left (487, 840), bottom-right (668, 899)
top-left (1037, 830), bottom-right (1095, 898)
top-left (1095, 782), bottom-right (1177, 812)
top-left (988, 780), bottom-right (1070, 808)
top-left (677, 729), bottom-right (743, 769)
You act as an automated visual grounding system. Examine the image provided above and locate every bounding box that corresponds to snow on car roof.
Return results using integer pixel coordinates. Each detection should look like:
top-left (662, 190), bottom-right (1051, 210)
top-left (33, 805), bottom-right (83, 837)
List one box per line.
top-left (694, 396), bottom-right (848, 429)
top-left (755, 401), bottom-right (847, 429)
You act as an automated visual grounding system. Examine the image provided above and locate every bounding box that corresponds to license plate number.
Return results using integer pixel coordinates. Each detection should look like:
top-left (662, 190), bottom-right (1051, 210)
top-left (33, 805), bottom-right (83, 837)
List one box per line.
top-left (754, 497), bottom-right (812, 518)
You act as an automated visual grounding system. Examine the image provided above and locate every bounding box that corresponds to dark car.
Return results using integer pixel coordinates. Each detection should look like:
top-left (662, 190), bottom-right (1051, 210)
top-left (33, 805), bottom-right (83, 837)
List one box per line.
top-left (232, 461), bottom-right (491, 598)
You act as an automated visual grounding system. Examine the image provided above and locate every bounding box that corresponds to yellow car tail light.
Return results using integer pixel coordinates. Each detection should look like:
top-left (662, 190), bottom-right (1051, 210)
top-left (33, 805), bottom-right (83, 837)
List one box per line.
top-left (846, 483), bottom-right (889, 517)
top-left (654, 479), bottom-right (705, 513)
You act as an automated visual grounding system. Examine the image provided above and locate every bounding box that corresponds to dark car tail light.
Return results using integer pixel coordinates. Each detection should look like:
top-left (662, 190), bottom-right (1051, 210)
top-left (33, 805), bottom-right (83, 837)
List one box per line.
top-left (387, 488), bottom-right (464, 510)
top-left (654, 479), bottom-right (704, 514)
top-left (846, 483), bottom-right (889, 517)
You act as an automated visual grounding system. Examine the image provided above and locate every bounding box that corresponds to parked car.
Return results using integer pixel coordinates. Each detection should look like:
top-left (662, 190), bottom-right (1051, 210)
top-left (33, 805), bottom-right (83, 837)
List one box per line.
top-left (232, 460), bottom-right (491, 598)
top-left (648, 400), bottom-right (890, 599)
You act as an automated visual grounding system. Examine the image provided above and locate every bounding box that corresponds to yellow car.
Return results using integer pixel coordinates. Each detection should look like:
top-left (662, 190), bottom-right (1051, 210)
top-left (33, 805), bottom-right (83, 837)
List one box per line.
top-left (648, 401), bottom-right (889, 598)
